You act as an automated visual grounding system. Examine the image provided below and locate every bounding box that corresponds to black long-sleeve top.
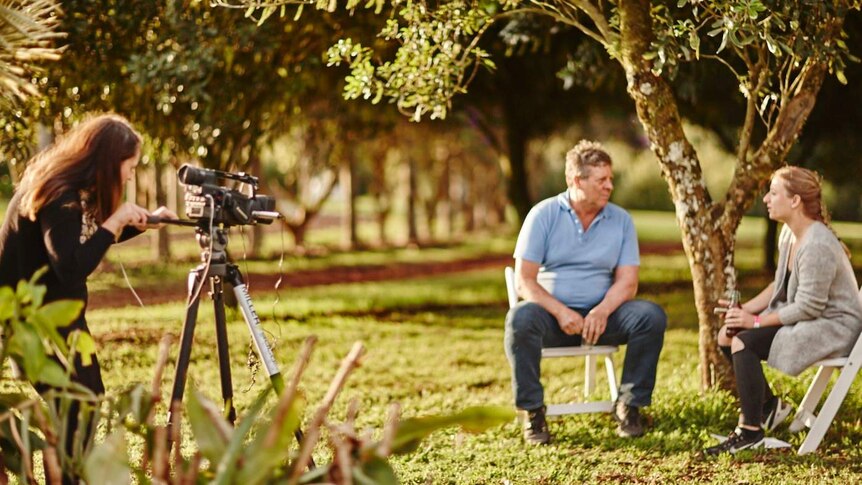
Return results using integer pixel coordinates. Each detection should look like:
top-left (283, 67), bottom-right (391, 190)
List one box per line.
top-left (0, 190), bottom-right (138, 329)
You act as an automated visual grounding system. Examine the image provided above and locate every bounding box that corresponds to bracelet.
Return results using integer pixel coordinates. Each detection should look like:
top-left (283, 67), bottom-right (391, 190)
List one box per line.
top-left (753, 315), bottom-right (761, 329)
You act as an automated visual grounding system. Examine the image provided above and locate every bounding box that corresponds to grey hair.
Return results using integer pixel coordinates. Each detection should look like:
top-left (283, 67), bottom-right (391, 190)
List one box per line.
top-left (565, 140), bottom-right (612, 182)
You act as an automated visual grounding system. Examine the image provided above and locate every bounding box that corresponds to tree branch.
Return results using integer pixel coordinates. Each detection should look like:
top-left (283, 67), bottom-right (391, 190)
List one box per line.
top-left (501, 7), bottom-right (606, 45)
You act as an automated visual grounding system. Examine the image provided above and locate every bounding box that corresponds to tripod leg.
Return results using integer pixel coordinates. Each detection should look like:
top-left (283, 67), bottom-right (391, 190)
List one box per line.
top-left (168, 268), bottom-right (205, 435)
top-left (226, 265), bottom-right (311, 466)
top-left (212, 276), bottom-right (237, 425)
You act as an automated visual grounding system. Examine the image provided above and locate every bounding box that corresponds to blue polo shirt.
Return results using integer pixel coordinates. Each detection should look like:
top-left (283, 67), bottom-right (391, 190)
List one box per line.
top-left (513, 192), bottom-right (639, 309)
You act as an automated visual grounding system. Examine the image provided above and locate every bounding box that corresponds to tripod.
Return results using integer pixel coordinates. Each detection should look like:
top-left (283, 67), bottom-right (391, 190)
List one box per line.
top-left (167, 223), bottom-right (305, 451)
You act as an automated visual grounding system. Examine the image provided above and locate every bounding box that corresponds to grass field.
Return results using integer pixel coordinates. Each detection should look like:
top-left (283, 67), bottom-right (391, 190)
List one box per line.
top-left (5, 209), bottom-right (862, 483)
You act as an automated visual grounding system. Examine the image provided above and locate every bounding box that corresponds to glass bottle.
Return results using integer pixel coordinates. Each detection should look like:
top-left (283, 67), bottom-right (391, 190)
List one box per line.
top-left (723, 290), bottom-right (742, 337)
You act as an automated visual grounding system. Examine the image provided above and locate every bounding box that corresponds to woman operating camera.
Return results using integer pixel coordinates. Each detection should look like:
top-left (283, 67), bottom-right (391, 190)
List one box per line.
top-left (0, 113), bottom-right (176, 481)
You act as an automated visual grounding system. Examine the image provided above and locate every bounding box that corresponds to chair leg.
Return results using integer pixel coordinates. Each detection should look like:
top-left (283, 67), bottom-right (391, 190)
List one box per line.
top-left (798, 362), bottom-right (862, 455)
top-left (789, 366), bottom-right (834, 433)
top-left (584, 354), bottom-right (597, 396)
top-left (605, 355), bottom-right (618, 402)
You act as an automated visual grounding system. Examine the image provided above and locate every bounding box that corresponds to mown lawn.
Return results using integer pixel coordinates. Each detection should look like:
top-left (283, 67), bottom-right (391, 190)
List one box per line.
top-left (83, 250), bottom-right (862, 481)
top-left (7, 209), bottom-right (862, 483)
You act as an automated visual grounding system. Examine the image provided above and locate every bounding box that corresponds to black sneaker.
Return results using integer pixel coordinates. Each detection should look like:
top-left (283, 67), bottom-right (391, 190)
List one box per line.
top-left (523, 406), bottom-right (550, 445)
top-left (613, 401), bottom-right (645, 438)
top-left (761, 397), bottom-right (792, 432)
top-left (704, 427), bottom-right (765, 456)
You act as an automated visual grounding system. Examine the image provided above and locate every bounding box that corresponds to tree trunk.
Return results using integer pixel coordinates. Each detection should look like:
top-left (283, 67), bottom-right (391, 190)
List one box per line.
top-left (465, 105), bottom-right (531, 223)
top-left (617, 0), bottom-right (836, 390)
top-left (287, 221), bottom-right (309, 251)
top-left (462, 162), bottom-right (476, 233)
top-left (371, 153), bottom-right (391, 246)
top-left (503, 94), bottom-right (532, 223)
top-left (376, 206), bottom-right (390, 246)
top-left (405, 157), bottom-right (419, 246)
top-left (247, 150), bottom-right (265, 258)
top-left (619, 0), bottom-right (735, 390)
top-left (438, 155), bottom-right (452, 241)
top-left (341, 157), bottom-right (358, 250)
top-left (153, 159), bottom-right (171, 261)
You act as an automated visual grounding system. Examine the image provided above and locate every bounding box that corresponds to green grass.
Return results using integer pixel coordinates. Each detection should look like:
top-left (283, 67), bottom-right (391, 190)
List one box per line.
top-left (6, 208), bottom-right (862, 482)
top-left (80, 266), bottom-right (862, 483)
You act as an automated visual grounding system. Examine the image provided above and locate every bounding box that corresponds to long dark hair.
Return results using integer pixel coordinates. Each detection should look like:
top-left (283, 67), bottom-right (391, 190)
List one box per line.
top-left (18, 114), bottom-right (141, 223)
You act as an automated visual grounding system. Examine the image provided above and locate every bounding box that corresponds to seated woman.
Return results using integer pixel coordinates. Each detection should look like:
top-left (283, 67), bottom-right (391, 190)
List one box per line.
top-left (705, 166), bottom-right (862, 455)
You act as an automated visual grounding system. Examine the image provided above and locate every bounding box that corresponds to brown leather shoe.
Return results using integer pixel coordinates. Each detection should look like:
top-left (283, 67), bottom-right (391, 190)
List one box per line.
top-left (614, 401), bottom-right (645, 438)
top-left (523, 406), bottom-right (551, 445)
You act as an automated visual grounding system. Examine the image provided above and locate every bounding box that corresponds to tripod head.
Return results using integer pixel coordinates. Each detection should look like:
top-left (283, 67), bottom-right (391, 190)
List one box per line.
top-left (195, 225), bottom-right (229, 266)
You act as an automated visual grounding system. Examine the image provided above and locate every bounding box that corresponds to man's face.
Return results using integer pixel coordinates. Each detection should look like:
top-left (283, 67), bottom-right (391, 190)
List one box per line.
top-left (574, 164), bottom-right (614, 209)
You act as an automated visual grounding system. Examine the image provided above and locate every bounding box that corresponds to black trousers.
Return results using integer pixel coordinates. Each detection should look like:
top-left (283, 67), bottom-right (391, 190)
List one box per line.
top-left (723, 326), bottom-right (781, 428)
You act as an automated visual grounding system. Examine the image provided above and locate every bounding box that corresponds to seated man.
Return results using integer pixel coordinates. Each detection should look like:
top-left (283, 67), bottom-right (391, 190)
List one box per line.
top-left (504, 140), bottom-right (666, 445)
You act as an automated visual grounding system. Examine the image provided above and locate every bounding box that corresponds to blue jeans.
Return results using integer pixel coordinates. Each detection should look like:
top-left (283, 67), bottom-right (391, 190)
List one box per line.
top-left (504, 300), bottom-right (666, 410)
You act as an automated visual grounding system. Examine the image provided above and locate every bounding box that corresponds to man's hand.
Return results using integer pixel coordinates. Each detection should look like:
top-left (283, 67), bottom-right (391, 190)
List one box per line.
top-left (582, 307), bottom-right (609, 345)
top-left (557, 308), bottom-right (584, 336)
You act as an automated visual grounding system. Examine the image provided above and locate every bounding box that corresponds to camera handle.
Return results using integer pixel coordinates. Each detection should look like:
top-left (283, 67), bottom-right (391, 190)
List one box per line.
top-left (167, 226), bottom-right (311, 466)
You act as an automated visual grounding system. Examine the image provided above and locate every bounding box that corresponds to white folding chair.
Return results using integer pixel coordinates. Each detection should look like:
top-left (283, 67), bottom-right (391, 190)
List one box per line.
top-left (505, 266), bottom-right (620, 416)
top-left (788, 323), bottom-right (862, 454)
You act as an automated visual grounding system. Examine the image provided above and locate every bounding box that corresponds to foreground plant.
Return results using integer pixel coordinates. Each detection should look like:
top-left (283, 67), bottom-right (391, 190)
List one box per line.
top-left (0, 280), bottom-right (513, 483)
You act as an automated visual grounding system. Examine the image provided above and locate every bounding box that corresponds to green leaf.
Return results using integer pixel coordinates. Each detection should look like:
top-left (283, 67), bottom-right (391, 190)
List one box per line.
top-left (689, 30), bottom-right (700, 59)
top-left (83, 430), bottom-right (131, 485)
top-left (32, 299), bottom-right (83, 330)
top-left (9, 322), bottom-right (47, 379)
top-left (391, 406), bottom-right (514, 454)
top-left (707, 27), bottom-right (723, 38)
top-left (0, 286), bottom-right (15, 320)
top-left (212, 390), bottom-right (269, 485)
top-left (355, 457), bottom-right (398, 485)
top-left (298, 465), bottom-right (330, 484)
top-left (235, 391), bottom-right (303, 484)
top-left (187, 388), bottom-right (232, 465)
top-left (73, 331), bottom-right (98, 367)
top-left (728, 30), bottom-right (742, 49)
top-left (836, 69), bottom-right (848, 85)
top-left (115, 384), bottom-right (153, 425)
top-left (37, 360), bottom-right (69, 388)
top-left (717, 31), bottom-right (729, 54)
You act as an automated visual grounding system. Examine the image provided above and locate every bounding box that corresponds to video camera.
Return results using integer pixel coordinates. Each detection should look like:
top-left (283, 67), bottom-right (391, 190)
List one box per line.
top-left (178, 164), bottom-right (278, 227)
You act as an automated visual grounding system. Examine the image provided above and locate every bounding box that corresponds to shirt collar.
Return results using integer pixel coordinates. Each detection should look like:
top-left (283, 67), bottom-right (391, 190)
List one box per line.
top-left (557, 191), bottom-right (608, 220)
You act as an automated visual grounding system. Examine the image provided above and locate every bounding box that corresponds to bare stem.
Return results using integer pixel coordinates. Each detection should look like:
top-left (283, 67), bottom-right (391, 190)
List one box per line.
top-left (328, 422), bottom-right (353, 485)
top-left (289, 342), bottom-right (366, 480)
top-left (379, 402), bottom-right (401, 457)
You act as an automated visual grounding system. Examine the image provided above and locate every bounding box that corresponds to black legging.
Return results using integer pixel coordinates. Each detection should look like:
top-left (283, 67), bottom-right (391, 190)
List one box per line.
top-left (719, 326), bottom-right (781, 428)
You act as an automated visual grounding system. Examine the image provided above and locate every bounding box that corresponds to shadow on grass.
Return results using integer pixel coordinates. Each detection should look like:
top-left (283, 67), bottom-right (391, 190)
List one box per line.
top-left (276, 302), bottom-right (510, 331)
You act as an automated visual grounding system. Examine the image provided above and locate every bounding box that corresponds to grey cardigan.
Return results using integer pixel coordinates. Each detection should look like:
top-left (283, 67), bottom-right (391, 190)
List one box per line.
top-left (766, 222), bottom-right (862, 376)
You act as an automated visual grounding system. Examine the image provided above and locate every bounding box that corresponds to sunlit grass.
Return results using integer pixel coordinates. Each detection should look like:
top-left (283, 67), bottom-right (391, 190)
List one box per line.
top-left (5, 202), bottom-right (862, 482)
top-left (84, 265), bottom-right (862, 483)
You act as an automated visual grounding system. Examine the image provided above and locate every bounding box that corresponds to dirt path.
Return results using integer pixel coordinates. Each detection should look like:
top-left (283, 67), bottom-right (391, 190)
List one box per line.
top-left (89, 242), bottom-right (683, 309)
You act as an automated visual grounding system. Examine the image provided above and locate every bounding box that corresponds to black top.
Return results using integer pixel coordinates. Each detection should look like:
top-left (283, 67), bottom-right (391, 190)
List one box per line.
top-left (0, 190), bottom-right (138, 328)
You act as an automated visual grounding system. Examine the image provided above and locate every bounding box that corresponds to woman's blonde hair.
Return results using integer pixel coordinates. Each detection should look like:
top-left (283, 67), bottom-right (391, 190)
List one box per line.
top-left (18, 113), bottom-right (141, 222)
top-left (773, 166), bottom-right (849, 256)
